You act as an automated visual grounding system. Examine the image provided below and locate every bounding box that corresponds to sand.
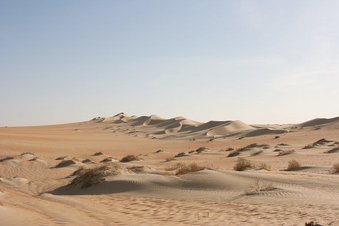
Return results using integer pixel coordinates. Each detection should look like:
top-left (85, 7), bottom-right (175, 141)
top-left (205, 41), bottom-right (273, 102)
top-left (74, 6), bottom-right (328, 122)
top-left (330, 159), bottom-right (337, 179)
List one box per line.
top-left (0, 113), bottom-right (339, 225)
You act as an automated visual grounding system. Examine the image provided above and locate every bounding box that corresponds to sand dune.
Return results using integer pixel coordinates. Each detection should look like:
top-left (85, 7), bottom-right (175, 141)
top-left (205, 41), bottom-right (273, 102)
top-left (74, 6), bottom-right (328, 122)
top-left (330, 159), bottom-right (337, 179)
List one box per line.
top-left (1, 113), bottom-right (339, 225)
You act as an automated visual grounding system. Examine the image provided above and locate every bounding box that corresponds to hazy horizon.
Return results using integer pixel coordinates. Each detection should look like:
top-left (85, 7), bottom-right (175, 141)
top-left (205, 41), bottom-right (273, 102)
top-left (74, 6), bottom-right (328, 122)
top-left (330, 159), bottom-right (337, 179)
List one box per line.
top-left (1, 0), bottom-right (339, 126)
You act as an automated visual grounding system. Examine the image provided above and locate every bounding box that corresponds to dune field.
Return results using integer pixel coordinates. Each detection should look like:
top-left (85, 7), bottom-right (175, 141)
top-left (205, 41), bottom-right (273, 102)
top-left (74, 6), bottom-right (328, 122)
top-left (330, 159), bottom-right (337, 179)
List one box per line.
top-left (1, 113), bottom-right (339, 225)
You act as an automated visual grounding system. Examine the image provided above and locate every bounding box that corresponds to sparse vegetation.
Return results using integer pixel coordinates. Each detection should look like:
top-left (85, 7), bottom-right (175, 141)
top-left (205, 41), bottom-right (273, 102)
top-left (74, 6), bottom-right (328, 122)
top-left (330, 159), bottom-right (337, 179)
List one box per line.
top-left (332, 163), bottom-right (339, 174)
top-left (287, 159), bottom-right (301, 171)
top-left (100, 157), bottom-right (114, 163)
top-left (175, 162), bottom-right (205, 175)
top-left (120, 155), bottom-right (139, 162)
top-left (255, 163), bottom-right (271, 171)
top-left (155, 149), bottom-right (163, 153)
top-left (225, 147), bottom-right (234, 152)
top-left (70, 165), bottom-right (120, 188)
top-left (303, 138), bottom-right (333, 149)
top-left (93, 152), bottom-right (104, 156)
top-left (274, 136), bottom-right (280, 139)
top-left (277, 149), bottom-right (295, 156)
top-left (244, 180), bottom-right (275, 195)
top-left (20, 152), bottom-right (35, 156)
top-left (233, 158), bottom-right (252, 171)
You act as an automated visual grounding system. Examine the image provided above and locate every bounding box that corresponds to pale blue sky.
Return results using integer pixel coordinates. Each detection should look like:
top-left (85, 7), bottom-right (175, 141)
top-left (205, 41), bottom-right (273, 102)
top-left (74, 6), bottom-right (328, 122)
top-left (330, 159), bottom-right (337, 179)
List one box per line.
top-left (1, 0), bottom-right (339, 126)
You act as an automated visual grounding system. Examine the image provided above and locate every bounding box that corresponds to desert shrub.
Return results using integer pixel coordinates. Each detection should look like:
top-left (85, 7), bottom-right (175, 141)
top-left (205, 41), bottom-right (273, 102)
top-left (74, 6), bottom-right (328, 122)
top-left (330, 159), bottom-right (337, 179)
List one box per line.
top-left (120, 155), bottom-right (139, 162)
top-left (233, 158), bottom-right (252, 171)
top-left (256, 163), bottom-right (271, 171)
top-left (277, 149), bottom-right (295, 156)
top-left (278, 143), bottom-right (289, 146)
top-left (273, 148), bottom-right (283, 152)
top-left (93, 152), bottom-right (104, 156)
top-left (305, 221), bottom-right (322, 226)
top-left (165, 163), bottom-right (185, 171)
top-left (287, 159), bottom-right (301, 171)
top-left (175, 163), bottom-right (205, 175)
top-left (225, 147), bottom-right (234, 152)
top-left (155, 149), bottom-right (163, 153)
top-left (70, 165), bottom-right (120, 188)
top-left (302, 144), bottom-right (313, 149)
top-left (20, 152), bottom-right (35, 156)
top-left (244, 180), bottom-right (275, 195)
top-left (332, 163), bottom-right (339, 174)
top-left (274, 136), bottom-right (280, 139)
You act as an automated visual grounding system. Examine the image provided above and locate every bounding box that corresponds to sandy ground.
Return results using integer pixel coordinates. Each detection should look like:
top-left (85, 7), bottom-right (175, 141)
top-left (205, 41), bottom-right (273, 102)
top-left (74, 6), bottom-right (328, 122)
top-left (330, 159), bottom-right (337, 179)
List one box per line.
top-left (0, 113), bottom-right (339, 225)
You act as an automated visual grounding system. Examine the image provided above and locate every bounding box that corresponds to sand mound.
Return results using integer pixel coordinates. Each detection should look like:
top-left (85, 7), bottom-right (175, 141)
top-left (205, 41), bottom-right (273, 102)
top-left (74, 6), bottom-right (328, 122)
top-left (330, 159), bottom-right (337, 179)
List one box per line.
top-left (206, 120), bottom-right (255, 137)
top-left (300, 116), bottom-right (339, 127)
top-left (244, 128), bottom-right (286, 137)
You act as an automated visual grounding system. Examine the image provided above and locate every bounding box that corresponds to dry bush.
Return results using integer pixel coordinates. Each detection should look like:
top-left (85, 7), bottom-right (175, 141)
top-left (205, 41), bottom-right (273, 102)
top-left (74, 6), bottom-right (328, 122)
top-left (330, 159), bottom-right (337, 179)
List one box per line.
top-left (100, 157), bottom-right (114, 163)
top-left (155, 149), bottom-right (163, 153)
top-left (273, 148), bottom-right (283, 152)
top-left (93, 152), bottom-right (104, 156)
top-left (256, 163), bottom-right (271, 171)
top-left (250, 150), bottom-right (263, 156)
top-left (332, 163), bottom-right (339, 174)
top-left (277, 149), bottom-right (295, 156)
top-left (233, 158), bottom-right (252, 171)
top-left (82, 159), bottom-right (93, 164)
top-left (274, 136), bottom-right (280, 139)
top-left (165, 163), bottom-right (185, 171)
top-left (244, 180), bottom-right (275, 195)
top-left (287, 159), bottom-right (301, 171)
top-left (20, 152), bottom-right (35, 156)
top-left (225, 147), bottom-right (234, 152)
top-left (278, 143), bottom-right (289, 146)
top-left (175, 162), bottom-right (205, 175)
top-left (120, 155), bottom-right (139, 162)
top-left (302, 144), bottom-right (313, 149)
top-left (70, 165), bottom-right (120, 188)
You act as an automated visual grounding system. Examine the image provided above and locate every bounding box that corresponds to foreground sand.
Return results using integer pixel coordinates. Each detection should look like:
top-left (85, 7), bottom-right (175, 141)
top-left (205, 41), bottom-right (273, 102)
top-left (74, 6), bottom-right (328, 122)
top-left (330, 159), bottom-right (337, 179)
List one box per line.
top-left (1, 113), bottom-right (339, 225)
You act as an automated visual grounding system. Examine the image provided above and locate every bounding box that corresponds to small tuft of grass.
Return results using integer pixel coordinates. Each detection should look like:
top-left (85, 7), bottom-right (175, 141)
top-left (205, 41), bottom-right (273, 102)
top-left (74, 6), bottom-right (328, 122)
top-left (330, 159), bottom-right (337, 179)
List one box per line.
top-left (233, 158), bottom-right (252, 171)
top-left (93, 152), bottom-right (104, 156)
top-left (287, 159), bottom-right (301, 171)
top-left (120, 155), bottom-right (139, 163)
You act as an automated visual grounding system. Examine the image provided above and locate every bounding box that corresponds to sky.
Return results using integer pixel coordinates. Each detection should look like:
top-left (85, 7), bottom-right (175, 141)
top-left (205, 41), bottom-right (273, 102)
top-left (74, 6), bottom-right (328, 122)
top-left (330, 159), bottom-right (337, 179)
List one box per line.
top-left (1, 0), bottom-right (339, 126)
